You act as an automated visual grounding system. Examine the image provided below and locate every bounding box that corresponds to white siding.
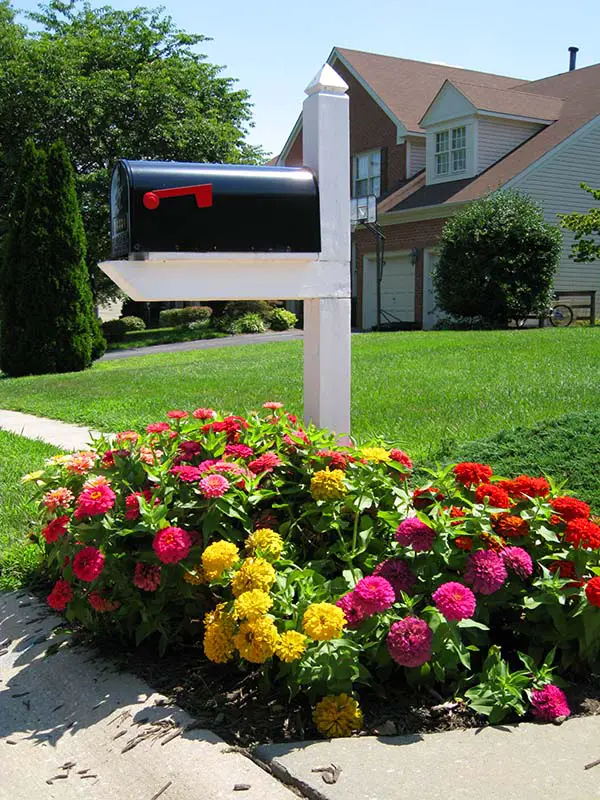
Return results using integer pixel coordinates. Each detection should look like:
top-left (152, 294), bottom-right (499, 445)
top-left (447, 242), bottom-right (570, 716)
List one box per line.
top-left (477, 118), bottom-right (543, 173)
top-left (510, 116), bottom-right (600, 296)
top-left (408, 139), bottom-right (426, 177)
top-left (421, 83), bottom-right (475, 127)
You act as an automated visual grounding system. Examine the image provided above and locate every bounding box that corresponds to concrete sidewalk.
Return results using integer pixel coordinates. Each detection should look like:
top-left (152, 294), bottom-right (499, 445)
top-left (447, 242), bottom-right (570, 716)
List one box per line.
top-left (0, 408), bottom-right (98, 450)
top-left (0, 591), bottom-right (296, 800)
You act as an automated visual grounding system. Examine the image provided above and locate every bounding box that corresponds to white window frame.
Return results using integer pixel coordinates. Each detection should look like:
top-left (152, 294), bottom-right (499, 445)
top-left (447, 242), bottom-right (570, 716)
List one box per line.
top-left (435, 126), bottom-right (467, 176)
top-left (352, 149), bottom-right (381, 198)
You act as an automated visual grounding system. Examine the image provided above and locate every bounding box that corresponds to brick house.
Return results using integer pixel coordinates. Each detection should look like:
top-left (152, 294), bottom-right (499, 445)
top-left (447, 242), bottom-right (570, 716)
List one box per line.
top-left (275, 47), bottom-right (600, 329)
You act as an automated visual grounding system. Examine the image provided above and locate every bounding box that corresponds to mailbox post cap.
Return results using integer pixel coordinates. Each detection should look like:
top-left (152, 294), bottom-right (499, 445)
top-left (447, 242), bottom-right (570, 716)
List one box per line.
top-left (305, 64), bottom-right (348, 96)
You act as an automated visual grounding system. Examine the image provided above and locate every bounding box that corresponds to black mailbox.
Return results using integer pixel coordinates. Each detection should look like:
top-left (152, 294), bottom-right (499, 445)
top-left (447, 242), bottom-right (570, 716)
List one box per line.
top-left (110, 160), bottom-right (321, 257)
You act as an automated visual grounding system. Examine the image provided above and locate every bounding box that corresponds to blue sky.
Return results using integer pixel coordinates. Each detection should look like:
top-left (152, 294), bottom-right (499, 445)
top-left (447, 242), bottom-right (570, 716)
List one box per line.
top-left (13, 0), bottom-right (600, 157)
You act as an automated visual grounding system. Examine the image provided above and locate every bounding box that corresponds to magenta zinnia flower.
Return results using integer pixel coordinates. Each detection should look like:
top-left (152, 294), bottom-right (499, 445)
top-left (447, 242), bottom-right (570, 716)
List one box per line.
top-left (531, 684), bottom-right (570, 721)
top-left (464, 549), bottom-right (507, 595)
top-left (502, 546), bottom-right (533, 578)
top-left (73, 483), bottom-right (116, 520)
top-left (395, 517), bottom-right (435, 552)
top-left (153, 526), bottom-right (192, 564)
top-left (387, 617), bottom-right (432, 667)
top-left (372, 558), bottom-right (416, 599)
top-left (73, 547), bottom-right (105, 582)
top-left (353, 576), bottom-right (395, 615)
top-left (432, 582), bottom-right (476, 621)
top-left (199, 473), bottom-right (230, 498)
top-left (171, 465), bottom-right (203, 482)
top-left (336, 592), bottom-right (368, 629)
top-left (133, 563), bottom-right (162, 592)
top-left (224, 444), bottom-right (254, 459)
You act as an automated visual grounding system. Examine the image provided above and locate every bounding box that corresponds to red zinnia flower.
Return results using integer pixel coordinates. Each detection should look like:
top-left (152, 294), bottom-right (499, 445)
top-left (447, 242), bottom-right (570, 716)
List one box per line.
top-left (73, 547), bottom-right (105, 582)
top-left (389, 449), bottom-right (413, 471)
top-left (133, 563), bottom-right (162, 592)
top-left (454, 535), bottom-right (473, 551)
top-left (167, 410), bottom-right (188, 420)
top-left (47, 579), bottom-right (73, 610)
top-left (449, 506), bottom-right (466, 526)
top-left (316, 449), bottom-right (352, 470)
top-left (548, 560), bottom-right (584, 589)
top-left (248, 452), bottom-right (282, 474)
top-left (474, 483), bottom-right (511, 509)
top-left (453, 462), bottom-right (493, 487)
top-left (225, 444), bottom-right (254, 459)
top-left (497, 475), bottom-right (550, 500)
top-left (564, 518), bottom-right (600, 550)
top-left (585, 577), bottom-right (600, 607)
top-left (88, 592), bottom-right (120, 612)
top-left (412, 487), bottom-right (445, 510)
top-left (193, 407), bottom-right (216, 420)
top-left (550, 496), bottom-right (590, 522)
top-left (178, 440), bottom-right (203, 461)
top-left (490, 512), bottom-right (530, 539)
top-left (42, 515), bottom-right (70, 544)
top-left (145, 422), bottom-right (171, 433)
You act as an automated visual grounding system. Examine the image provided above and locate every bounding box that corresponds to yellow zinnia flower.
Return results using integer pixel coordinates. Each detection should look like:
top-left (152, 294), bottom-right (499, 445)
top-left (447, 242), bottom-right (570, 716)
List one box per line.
top-left (360, 446), bottom-right (391, 463)
top-left (313, 694), bottom-right (363, 738)
top-left (275, 630), bottom-right (308, 663)
top-left (201, 540), bottom-right (240, 581)
top-left (203, 604), bottom-right (235, 663)
top-left (233, 589), bottom-right (273, 620)
top-left (231, 557), bottom-right (276, 597)
top-left (233, 617), bottom-right (279, 663)
top-left (245, 528), bottom-right (284, 561)
top-left (302, 602), bottom-right (345, 641)
top-left (310, 469), bottom-right (347, 501)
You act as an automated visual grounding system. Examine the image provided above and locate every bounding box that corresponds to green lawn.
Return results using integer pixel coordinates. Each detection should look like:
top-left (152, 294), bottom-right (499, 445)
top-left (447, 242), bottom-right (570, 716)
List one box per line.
top-left (0, 431), bottom-right (59, 589)
top-left (0, 327), bottom-right (599, 460)
top-left (106, 326), bottom-right (228, 350)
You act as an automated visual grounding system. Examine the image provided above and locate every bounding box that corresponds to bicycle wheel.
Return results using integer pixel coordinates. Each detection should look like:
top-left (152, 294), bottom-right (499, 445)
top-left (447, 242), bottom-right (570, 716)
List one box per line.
top-left (549, 304), bottom-right (573, 327)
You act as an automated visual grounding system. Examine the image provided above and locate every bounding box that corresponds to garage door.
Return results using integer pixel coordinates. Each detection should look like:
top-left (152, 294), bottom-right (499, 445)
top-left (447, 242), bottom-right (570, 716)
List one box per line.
top-left (363, 254), bottom-right (415, 330)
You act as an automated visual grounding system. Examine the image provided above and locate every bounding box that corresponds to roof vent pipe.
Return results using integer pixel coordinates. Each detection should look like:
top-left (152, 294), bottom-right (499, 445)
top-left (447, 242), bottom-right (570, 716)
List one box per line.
top-left (569, 46), bottom-right (579, 71)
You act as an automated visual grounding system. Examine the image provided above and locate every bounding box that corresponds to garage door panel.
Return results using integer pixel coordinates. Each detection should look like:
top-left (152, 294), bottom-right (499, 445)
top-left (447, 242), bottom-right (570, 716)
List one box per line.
top-left (363, 254), bottom-right (416, 329)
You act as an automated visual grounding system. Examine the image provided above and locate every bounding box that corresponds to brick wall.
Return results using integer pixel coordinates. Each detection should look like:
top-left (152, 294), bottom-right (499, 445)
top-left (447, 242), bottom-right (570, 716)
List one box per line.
top-left (353, 217), bottom-right (447, 327)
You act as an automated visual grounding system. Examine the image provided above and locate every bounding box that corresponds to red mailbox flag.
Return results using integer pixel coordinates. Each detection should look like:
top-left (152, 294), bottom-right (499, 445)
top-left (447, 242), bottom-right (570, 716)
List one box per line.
top-left (143, 184), bottom-right (213, 211)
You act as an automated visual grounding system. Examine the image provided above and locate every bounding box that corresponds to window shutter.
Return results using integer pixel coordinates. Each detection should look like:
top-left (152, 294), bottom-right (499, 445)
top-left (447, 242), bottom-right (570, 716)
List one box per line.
top-left (379, 147), bottom-right (388, 196)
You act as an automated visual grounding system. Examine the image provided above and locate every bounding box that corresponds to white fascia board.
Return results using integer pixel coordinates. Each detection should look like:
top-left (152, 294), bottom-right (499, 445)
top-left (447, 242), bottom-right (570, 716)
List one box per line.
top-left (278, 114), bottom-right (303, 165)
top-left (329, 48), bottom-right (408, 141)
top-left (476, 109), bottom-right (554, 126)
top-left (504, 112), bottom-right (600, 189)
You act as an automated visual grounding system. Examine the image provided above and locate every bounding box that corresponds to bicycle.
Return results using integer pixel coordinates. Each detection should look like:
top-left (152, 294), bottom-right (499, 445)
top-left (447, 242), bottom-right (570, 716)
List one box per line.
top-left (515, 297), bottom-right (574, 328)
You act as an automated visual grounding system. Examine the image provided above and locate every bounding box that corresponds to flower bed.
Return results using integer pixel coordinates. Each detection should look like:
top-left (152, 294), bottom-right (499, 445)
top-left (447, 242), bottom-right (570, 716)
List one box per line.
top-left (25, 404), bottom-right (600, 737)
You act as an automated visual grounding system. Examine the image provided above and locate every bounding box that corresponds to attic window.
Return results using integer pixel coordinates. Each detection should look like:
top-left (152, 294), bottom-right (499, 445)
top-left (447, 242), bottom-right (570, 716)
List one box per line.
top-left (435, 126), bottom-right (466, 176)
top-left (352, 150), bottom-right (381, 197)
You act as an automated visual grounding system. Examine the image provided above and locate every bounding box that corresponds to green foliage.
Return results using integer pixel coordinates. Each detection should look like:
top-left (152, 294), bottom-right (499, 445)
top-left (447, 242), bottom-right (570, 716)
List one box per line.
top-left (0, 0), bottom-right (266, 303)
top-left (91, 316), bottom-right (107, 360)
top-left (269, 307), bottom-right (298, 331)
top-left (237, 312), bottom-right (266, 333)
top-left (559, 183), bottom-right (600, 263)
top-left (106, 327), bottom-right (227, 351)
top-left (120, 315), bottom-right (146, 332)
top-left (434, 191), bottom-right (562, 327)
top-left (159, 306), bottom-right (213, 328)
top-left (220, 300), bottom-right (275, 320)
top-left (102, 318), bottom-right (128, 342)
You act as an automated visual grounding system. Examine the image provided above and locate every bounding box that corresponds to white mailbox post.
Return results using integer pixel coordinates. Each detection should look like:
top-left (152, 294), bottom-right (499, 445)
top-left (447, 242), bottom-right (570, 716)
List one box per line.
top-left (99, 64), bottom-right (351, 436)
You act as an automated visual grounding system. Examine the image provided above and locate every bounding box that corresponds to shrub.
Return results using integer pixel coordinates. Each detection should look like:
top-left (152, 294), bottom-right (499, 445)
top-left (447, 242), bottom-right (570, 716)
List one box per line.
top-left (434, 191), bottom-right (562, 328)
top-left (120, 315), bottom-right (146, 332)
top-left (102, 318), bottom-right (128, 342)
top-left (237, 312), bottom-right (266, 333)
top-left (159, 306), bottom-right (212, 328)
top-left (220, 300), bottom-right (275, 321)
top-left (28, 408), bottom-right (600, 734)
top-left (269, 307), bottom-right (297, 331)
top-left (91, 317), bottom-right (107, 360)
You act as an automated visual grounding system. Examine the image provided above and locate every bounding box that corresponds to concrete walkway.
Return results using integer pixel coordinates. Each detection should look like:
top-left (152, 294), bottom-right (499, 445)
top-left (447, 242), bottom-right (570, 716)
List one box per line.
top-left (0, 409), bottom-right (98, 451)
top-left (101, 329), bottom-right (303, 361)
top-left (0, 591), bottom-right (296, 800)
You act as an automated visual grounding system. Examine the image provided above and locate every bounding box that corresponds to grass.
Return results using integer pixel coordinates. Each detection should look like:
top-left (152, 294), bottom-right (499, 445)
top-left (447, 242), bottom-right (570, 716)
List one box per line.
top-left (0, 431), bottom-right (59, 590)
top-left (106, 325), bottom-right (228, 351)
top-left (1, 327), bottom-right (600, 459)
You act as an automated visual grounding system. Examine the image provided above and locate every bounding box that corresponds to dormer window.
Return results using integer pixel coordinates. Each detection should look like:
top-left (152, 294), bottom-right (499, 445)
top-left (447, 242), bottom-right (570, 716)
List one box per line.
top-left (352, 149), bottom-right (381, 197)
top-left (435, 126), bottom-right (466, 176)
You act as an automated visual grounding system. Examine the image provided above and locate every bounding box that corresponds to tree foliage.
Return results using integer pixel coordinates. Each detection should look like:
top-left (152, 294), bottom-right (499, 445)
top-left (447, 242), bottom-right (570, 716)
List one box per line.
top-left (1, 138), bottom-right (103, 376)
top-left (433, 191), bottom-right (562, 327)
top-left (0, 0), bottom-right (265, 303)
top-left (559, 183), bottom-right (600, 264)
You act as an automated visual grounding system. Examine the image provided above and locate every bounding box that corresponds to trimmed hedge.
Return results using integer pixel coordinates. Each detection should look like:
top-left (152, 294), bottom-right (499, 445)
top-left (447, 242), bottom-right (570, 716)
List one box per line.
top-left (269, 307), bottom-right (297, 331)
top-left (159, 306), bottom-right (212, 328)
top-left (120, 316), bottom-right (146, 332)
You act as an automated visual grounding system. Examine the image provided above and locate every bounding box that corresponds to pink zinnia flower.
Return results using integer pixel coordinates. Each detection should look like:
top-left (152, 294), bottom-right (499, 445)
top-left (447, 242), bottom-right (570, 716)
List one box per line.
top-left (389, 449), bottom-right (413, 471)
top-left (43, 487), bottom-right (74, 511)
top-left (353, 576), bottom-right (395, 615)
top-left (192, 407), bottom-right (216, 420)
top-left (178, 440), bottom-right (203, 461)
top-left (395, 517), bottom-right (435, 552)
top-left (83, 475), bottom-right (110, 490)
top-left (464, 550), bottom-right (507, 594)
top-left (502, 546), bottom-right (533, 578)
top-left (41, 515), bottom-right (70, 544)
top-left (316, 449), bottom-right (352, 470)
top-left (387, 617), bottom-right (433, 667)
top-left (116, 430), bottom-right (140, 445)
top-left (372, 559), bottom-right (416, 599)
top-left (88, 592), bottom-right (120, 612)
top-left (263, 401), bottom-right (284, 410)
top-left (73, 483), bottom-right (116, 520)
top-left (530, 684), bottom-right (570, 721)
top-left (199, 473), bottom-right (230, 498)
top-left (336, 592), bottom-right (368, 629)
top-left (248, 452), bottom-right (282, 474)
top-left (139, 445), bottom-right (161, 465)
top-left (167, 410), bottom-right (188, 420)
top-left (225, 444), bottom-right (254, 459)
top-left (47, 579), bottom-right (73, 610)
top-left (432, 582), bottom-right (476, 621)
top-left (171, 465), bottom-right (203, 482)
top-left (133, 563), bottom-right (162, 591)
top-left (73, 547), bottom-right (105, 582)
top-left (145, 422), bottom-right (171, 433)
top-left (65, 451), bottom-right (97, 474)
top-left (153, 527), bottom-right (192, 564)
top-left (198, 459), bottom-right (218, 473)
